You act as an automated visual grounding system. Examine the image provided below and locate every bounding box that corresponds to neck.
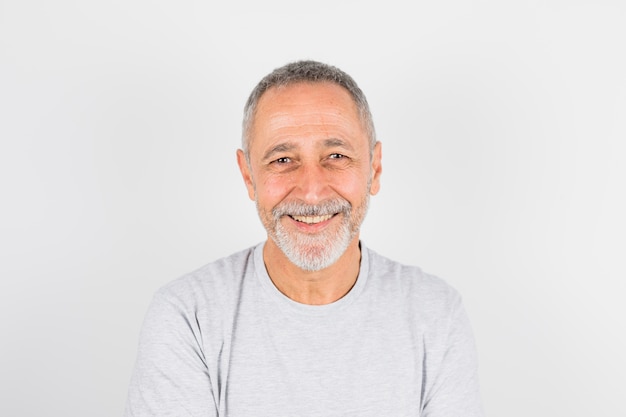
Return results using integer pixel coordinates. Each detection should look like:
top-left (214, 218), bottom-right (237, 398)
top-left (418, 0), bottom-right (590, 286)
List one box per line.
top-left (263, 237), bottom-right (362, 305)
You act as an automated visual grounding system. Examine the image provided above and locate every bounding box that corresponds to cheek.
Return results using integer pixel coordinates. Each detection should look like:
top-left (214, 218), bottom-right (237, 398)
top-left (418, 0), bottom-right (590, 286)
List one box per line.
top-left (257, 175), bottom-right (292, 205)
top-left (333, 174), bottom-right (369, 201)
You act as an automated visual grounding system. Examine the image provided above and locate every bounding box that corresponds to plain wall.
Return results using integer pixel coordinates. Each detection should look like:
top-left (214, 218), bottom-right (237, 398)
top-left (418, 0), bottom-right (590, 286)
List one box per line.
top-left (1, 1), bottom-right (624, 416)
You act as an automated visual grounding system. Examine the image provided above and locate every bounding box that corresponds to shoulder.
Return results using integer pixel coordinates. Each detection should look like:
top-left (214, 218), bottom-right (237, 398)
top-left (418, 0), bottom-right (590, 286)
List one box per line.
top-left (153, 244), bottom-right (258, 312)
top-left (363, 246), bottom-right (462, 315)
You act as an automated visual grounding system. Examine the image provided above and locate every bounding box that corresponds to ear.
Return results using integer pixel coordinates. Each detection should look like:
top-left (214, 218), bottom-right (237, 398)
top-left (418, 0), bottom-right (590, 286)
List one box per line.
top-left (369, 141), bottom-right (383, 196)
top-left (236, 149), bottom-right (256, 201)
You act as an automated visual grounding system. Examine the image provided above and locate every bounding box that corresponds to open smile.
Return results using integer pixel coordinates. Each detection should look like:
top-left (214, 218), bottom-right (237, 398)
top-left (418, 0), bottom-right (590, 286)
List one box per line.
top-left (289, 214), bottom-right (336, 224)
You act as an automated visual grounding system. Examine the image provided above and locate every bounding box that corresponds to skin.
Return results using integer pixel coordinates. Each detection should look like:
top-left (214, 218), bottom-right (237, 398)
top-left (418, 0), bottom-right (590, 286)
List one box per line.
top-left (237, 82), bottom-right (382, 305)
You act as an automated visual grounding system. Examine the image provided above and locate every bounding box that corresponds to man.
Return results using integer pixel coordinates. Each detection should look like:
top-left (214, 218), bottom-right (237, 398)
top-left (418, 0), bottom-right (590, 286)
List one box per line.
top-left (124, 60), bottom-right (483, 416)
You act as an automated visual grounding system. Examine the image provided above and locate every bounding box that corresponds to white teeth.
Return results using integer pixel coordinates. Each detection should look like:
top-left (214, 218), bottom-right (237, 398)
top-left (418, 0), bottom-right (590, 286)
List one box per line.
top-left (291, 214), bottom-right (333, 224)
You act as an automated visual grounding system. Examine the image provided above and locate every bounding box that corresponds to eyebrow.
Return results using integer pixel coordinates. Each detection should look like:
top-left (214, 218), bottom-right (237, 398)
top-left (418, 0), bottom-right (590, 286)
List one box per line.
top-left (323, 138), bottom-right (355, 152)
top-left (261, 138), bottom-right (356, 161)
top-left (262, 142), bottom-right (297, 161)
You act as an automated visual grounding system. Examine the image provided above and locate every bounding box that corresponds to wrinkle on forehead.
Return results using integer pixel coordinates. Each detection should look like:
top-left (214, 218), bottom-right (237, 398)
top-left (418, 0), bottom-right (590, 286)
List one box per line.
top-left (261, 110), bottom-right (361, 135)
top-left (257, 82), bottom-right (359, 124)
top-left (249, 83), bottom-right (368, 157)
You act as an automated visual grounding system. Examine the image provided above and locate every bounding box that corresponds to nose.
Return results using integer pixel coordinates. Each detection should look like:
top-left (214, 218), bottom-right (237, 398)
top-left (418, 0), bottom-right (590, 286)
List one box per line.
top-left (294, 162), bottom-right (331, 204)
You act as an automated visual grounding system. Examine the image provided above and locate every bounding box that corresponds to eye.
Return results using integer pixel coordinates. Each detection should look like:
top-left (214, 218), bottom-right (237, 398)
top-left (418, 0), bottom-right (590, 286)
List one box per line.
top-left (329, 153), bottom-right (346, 159)
top-left (274, 157), bottom-right (291, 164)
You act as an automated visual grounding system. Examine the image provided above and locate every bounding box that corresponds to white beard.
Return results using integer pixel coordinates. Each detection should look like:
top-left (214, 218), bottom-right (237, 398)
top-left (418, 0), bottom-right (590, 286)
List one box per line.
top-left (258, 195), bottom-right (369, 271)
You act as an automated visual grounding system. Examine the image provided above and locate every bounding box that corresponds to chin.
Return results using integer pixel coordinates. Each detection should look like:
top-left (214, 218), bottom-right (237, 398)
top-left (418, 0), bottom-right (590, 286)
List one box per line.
top-left (273, 229), bottom-right (355, 272)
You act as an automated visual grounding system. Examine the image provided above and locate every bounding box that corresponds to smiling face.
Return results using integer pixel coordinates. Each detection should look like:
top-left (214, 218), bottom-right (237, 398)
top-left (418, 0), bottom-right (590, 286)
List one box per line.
top-left (237, 82), bottom-right (382, 271)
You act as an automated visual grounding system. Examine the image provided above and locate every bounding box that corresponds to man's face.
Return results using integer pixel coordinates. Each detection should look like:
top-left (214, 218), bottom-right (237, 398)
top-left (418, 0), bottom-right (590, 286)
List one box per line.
top-left (237, 82), bottom-right (382, 271)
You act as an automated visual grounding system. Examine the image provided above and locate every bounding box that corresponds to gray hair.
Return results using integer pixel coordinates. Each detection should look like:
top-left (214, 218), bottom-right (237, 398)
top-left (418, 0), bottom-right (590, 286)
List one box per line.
top-left (241, 60), bottom-right (376, 160)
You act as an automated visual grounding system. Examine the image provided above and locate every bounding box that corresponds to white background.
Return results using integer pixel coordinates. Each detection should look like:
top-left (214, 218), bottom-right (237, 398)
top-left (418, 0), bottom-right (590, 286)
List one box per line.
top-left (1, 1), bottom-right (625, 416)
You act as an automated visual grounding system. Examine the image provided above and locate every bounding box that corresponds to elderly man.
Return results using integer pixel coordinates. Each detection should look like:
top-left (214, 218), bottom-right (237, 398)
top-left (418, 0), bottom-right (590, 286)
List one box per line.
top-left (125, 60), bottom-right (483, 416)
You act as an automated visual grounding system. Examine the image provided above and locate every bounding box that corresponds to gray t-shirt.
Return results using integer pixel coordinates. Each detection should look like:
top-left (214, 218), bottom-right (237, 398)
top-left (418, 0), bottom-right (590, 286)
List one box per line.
top-left (125, 242), bottom-right (483, 417)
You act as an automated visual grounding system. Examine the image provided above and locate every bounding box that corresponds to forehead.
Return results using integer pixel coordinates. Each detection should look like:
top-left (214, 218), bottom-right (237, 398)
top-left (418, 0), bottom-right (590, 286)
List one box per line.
top-left (250, 82), bottom-right (365, 152)
top-left (257, 81), bottom-right (356, 109)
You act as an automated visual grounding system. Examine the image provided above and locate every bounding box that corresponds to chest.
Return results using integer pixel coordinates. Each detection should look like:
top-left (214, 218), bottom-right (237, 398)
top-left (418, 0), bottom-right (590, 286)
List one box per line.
top-left (219, 303), bottom-right (424, 416)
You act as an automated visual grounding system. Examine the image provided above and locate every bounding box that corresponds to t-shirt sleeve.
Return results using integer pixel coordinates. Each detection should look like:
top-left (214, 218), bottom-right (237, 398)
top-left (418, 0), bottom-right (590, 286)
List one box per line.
top-left (421, 295), bottom-right (484, 417)
top-left (124, 290), bottom-right (218, 417)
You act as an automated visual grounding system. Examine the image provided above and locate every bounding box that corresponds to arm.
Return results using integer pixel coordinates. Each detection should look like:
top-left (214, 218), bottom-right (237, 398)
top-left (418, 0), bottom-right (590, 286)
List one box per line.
top-left (124, 291), bottom-right (218, 417)
top-left (421, 296), bottom-right (484, 417)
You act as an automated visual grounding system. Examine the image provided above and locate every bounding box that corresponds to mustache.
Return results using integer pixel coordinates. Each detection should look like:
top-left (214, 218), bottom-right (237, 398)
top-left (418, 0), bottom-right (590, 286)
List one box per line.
top-left (272, 198), bottom-right (352, 219)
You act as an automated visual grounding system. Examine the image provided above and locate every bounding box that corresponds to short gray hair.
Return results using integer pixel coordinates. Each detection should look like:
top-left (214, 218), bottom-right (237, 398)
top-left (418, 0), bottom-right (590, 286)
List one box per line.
top-left (242, 60), bottom-right (376, 159)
